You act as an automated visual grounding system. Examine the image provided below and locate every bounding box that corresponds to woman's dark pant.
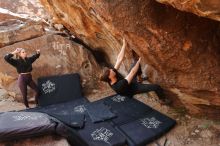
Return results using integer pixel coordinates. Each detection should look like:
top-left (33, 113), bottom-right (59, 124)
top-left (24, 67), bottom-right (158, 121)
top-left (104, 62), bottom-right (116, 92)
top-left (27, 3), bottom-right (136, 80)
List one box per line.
top-left (129, 83), bottom-right (165, 99)
top-left (18, 74), bottom-right (39, 108)
top-left (127, 61), bottom-right (165, 99)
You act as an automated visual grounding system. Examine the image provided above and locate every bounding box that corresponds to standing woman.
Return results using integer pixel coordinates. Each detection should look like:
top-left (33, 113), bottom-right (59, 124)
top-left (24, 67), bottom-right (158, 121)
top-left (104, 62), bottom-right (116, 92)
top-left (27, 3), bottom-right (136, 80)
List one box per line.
top-left (4, 48), bottom-right (40, 108)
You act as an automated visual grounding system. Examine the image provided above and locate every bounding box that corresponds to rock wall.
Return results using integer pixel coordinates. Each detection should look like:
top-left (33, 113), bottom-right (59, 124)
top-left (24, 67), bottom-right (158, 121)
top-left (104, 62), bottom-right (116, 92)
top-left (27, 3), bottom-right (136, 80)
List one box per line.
top-left (0, 9), bottom-right (102, 102)
top-left (156, 0), bottom-right (220, 22)
top-left (1, 34), bottom-right (101, 100)
top-left (0, 19), bottom-right (45, 47)
top-left (39, 0), bottom-right (220, 118)
top-left (0, 0), bottom-right (49, 20)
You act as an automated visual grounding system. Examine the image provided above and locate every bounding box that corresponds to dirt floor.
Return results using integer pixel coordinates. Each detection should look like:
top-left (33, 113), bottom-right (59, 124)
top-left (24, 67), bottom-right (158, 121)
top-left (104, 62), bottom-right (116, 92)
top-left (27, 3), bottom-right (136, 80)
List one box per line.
top-left (1, 81), bottom-right (219, 146)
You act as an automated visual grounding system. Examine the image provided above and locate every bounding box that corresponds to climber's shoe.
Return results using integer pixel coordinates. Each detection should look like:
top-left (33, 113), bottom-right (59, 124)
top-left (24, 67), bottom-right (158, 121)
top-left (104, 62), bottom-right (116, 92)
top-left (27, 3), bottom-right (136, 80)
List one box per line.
top-left (137, 76), bottom-right (148, 83)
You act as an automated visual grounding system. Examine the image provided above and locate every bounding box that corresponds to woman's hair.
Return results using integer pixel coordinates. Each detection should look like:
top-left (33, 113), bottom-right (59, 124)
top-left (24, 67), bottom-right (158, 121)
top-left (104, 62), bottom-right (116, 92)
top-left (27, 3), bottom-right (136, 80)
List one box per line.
top-left (15, 48), bottom-right (24, 59)
top-left (100, 67), bottom-right (111, 83)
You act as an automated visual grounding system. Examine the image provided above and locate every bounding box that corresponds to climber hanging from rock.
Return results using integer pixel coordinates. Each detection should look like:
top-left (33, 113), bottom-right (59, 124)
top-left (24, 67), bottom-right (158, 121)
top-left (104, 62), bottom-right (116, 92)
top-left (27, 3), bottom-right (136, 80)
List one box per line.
top-left (4, 48), bottom-right (40, 108)
top-left (100, 38), bottom-right (171, 105)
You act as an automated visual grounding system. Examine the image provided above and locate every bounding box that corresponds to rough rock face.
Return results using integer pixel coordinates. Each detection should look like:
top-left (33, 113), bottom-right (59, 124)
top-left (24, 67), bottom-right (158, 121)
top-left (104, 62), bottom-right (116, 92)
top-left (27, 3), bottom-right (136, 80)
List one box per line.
top-left (1, 33), bottom-right (101, 101)
top-left (0, 19), bottom-right (45, 47)
top-left (156, 0), bottom-right (220, 22)
top-left (0, 0), bottom-right (49, 20)
top-left (39, 0), bottom-right (220, 119)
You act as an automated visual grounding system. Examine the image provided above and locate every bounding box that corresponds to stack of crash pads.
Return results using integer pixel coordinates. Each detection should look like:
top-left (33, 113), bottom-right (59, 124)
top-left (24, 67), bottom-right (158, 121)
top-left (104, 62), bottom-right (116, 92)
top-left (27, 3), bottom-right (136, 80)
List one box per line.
top-left (0, 73), bottom-right (176, 146)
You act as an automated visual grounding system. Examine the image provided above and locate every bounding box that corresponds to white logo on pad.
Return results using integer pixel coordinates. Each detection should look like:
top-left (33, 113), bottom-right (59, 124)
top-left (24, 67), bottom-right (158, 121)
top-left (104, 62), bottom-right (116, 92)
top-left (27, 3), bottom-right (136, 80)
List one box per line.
top-left (42, 80), bottom-right (56, 94)
top-left (74, 105), bottom-right (86, 113)
top-left (140, 117), bottom-right (162, 128)
top-left (112, 95), bottom-right (126, 102)
top-left (12, 113), bottom-right (43, 121)
top-left (91, 127), bottom-right (113, 144)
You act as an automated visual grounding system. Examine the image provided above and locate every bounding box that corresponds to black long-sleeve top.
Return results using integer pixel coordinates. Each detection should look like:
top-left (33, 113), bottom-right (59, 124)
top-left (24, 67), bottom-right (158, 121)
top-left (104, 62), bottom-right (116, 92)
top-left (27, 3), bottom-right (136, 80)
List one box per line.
top-left (4, 53), bottom-right (40, 73)
top-left (109, 68), bottom-right (130, 95)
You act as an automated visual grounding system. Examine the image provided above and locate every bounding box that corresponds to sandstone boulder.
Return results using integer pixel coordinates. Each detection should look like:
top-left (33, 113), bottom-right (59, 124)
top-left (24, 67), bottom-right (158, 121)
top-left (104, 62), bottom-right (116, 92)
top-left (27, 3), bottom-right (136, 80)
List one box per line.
top-left (39, 0), bottom-right (220, 119)
top-left (0, 34), bottom-right (102, 102)
top-left (156, 0), bottom-right (220, 22)
top-left (0, 0), bottom-right (50, 20)
top-left (0, 19), bottom-right (45, 47)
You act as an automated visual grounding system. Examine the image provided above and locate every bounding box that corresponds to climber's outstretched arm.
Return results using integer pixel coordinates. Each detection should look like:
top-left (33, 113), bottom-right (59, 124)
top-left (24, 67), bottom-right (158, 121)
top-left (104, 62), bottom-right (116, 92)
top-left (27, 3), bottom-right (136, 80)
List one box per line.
top-left (125, 58), bottom-right (141, 84)
top-left (114, 38), bottom-right (126, 70)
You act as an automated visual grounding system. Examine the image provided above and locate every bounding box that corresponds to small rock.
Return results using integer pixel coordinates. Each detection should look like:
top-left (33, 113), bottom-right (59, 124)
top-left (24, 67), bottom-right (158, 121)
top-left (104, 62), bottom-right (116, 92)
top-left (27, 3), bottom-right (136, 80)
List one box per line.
top-left (81, 80), bottom-right (87, 87)
top-left (54, 24), bottom-right (64, 31)
top-left (56, 65), bottom-right (62, 69)
top-left (71, 35), bottom-right (75, 38)
top-left (0, 89), bottom-right (8, 99)
top-left (8, 91), bottom-right (16, 98)
top-left (191, 132), bottom-right (196, 136)
top-left (185, 114), bottom-right (190, 118)
top-left (195, 129), bottom-right (200, 133)
top-left (92, 89), bottom-right (98, 93)
top-left (200, 130), bottom-right (213, 138)
top-left (165, 140), bottom-right (171, 146)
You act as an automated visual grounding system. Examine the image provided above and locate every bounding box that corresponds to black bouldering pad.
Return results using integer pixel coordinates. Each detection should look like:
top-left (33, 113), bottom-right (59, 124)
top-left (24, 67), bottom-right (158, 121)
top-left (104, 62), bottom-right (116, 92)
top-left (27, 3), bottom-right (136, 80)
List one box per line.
top-left (77, 114), bottom-right (126, 146)
top-left (55, 122), bottom-right (88, 146)
top-left (102, 95), bottom-right (153, 125)
top-left (97, 95), bottom-right (176, 146)
top-left (85, 102), bottom-right (116, 123)
top-left (49, 113), bottom-right (85, 128)
top-left (118, 110), bottom-right (176, 146)
top-left (38, 73), bottom-right (83, 106)
top-left (1, 90), bottom-right (175, 146)
top-left (0, 112), bottom-right (56, 142)
top-left (27, 98), bottom-right (88, 128)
